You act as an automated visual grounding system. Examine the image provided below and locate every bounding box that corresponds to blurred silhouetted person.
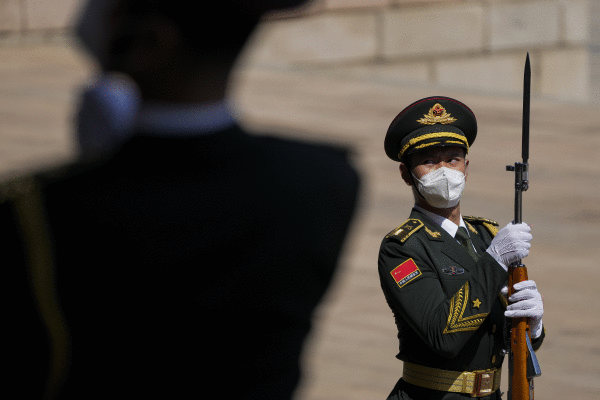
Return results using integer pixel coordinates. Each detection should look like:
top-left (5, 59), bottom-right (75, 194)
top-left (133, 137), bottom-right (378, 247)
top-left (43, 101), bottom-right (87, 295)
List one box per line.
top-left (2, 1), bottom-right (360, 398)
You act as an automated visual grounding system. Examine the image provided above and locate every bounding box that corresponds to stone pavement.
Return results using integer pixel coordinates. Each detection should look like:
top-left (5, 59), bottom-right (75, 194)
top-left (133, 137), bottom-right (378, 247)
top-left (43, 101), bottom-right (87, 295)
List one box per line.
top-left (2, 41), bottom-right (600, 399)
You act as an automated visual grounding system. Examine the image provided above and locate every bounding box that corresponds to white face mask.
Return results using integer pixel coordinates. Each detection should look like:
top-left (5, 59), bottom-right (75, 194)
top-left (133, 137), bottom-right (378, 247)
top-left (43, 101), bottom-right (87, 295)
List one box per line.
top-left (412, 167), bottom-right (466, 209)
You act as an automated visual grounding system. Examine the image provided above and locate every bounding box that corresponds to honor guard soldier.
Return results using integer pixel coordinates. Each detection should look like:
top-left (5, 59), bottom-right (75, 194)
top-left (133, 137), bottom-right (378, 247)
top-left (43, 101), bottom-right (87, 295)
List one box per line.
top-left (2, 1), bottom-right (360, 399)
top-left (378, 97), bottom-right (545, 399)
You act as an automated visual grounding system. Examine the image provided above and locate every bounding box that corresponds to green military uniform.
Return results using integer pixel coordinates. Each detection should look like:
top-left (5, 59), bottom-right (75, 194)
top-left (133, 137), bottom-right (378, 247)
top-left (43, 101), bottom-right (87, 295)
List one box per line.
top-left (379, 96), bottom-right (544, 399)
top-left (379, 209), bottom-right (545, 399)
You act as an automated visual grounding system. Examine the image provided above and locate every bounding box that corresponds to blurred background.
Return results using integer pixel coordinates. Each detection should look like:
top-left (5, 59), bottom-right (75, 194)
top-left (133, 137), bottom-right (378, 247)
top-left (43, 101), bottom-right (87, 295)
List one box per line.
top-left (1, 0), bottom-right (599, 398)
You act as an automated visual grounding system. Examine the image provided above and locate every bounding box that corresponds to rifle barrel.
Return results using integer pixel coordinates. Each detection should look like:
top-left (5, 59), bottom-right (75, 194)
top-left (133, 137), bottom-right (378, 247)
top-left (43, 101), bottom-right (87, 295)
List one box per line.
top-left (522, 53), bottom-right (531, 164)
top-left (508, 51), bottom-right (534, 400)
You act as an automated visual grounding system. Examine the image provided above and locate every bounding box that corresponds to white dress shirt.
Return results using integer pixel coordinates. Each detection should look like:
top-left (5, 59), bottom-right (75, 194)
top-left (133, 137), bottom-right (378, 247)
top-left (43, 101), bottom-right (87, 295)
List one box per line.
top-left (137, 99), bottom-right (236, 136)
top-left (413, 204), bottom-right (477, 253)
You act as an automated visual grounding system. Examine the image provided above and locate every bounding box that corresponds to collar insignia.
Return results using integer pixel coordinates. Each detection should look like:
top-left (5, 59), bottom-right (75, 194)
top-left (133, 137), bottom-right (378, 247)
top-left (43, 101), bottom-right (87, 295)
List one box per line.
top-left (424, 226), bottom-right (442, 239)
top-left (417, 103), bottom-right (457, 125)
top-left (442, 266), bottom-right (465, 276)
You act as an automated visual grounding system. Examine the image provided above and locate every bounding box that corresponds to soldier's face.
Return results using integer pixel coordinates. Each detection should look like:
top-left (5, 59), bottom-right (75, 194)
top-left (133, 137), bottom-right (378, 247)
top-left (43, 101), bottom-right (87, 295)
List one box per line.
top-left (400, 146), bottom-right (468, 186)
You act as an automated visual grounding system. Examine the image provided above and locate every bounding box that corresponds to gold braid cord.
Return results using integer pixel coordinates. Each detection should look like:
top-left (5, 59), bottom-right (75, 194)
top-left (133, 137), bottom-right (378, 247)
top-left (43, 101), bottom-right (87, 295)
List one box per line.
top-left (397, 132), bottom-right (469, 160)
top-left (482, 222), bottom-right (499, 237)
top-left (443, 282), bottom-right (489, 334)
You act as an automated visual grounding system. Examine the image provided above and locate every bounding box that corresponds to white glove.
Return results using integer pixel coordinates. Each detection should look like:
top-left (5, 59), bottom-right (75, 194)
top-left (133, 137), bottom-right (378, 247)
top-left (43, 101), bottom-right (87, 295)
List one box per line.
top-left (486, 222), bottom-right (532, 271)
top-left (502, 280), bottom-right (544, 339)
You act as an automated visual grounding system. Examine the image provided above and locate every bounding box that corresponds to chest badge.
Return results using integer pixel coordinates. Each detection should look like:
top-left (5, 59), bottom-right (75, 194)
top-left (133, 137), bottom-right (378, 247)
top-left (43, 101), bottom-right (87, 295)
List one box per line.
top-left (391, 258), bottom-right (422, 288)
top-left (442, 266), bottom-right (465, 276)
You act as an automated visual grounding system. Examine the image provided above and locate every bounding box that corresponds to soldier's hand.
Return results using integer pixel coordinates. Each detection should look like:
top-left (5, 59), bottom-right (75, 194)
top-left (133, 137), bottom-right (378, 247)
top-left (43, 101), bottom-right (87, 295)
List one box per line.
top-left (485, 222), bottom-right (532, 271)
top-left (504, 280), bottom-right (544, 339)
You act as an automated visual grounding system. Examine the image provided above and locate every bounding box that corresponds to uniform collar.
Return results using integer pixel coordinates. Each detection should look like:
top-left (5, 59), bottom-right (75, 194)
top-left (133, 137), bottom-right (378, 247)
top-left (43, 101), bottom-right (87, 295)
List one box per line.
top-left (136, 99), bottom-right (236, 136)
top-left (413, 204), bottom-right (467, 238)
top-left (411, 206), bottom-right (479, 269)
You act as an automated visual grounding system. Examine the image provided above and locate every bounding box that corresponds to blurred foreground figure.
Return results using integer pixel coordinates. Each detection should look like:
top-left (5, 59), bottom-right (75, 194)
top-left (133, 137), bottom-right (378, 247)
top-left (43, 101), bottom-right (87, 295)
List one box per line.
top-left (377, 97), bottom-right (544, 399)
top-left (2, 1), bottom-right (360, 398)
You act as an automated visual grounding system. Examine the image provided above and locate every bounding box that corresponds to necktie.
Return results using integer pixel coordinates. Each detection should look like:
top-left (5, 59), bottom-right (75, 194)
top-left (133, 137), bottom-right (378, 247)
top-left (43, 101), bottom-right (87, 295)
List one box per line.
top-left (455, 226), bottom-right (479, 261)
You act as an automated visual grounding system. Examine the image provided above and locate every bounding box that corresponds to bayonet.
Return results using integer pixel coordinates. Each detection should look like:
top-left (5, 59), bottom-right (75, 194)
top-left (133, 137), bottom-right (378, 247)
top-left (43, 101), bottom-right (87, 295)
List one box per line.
top-left (505, 52), bottom-right (540, 400)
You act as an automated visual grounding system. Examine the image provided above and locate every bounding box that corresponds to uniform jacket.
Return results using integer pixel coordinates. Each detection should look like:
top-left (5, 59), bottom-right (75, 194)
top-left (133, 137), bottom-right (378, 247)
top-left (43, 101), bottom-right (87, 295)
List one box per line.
top-left (4, 125), bottom-right (360, 399)
top-left (378, 208), bottom-right (544, 375)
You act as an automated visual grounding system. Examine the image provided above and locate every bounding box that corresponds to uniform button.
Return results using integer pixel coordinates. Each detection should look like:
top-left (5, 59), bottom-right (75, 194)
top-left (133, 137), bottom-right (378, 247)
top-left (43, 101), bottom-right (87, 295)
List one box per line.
top-left (492, 355), bottom-right (496, 364)
top-left (492, 324), bottom-right (497, 333)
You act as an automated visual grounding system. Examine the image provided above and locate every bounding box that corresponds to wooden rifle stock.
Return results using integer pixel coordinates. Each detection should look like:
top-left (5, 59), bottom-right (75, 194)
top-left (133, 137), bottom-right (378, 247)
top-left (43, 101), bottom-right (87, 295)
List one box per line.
top-left (507, 265), bottom-right (530, 399)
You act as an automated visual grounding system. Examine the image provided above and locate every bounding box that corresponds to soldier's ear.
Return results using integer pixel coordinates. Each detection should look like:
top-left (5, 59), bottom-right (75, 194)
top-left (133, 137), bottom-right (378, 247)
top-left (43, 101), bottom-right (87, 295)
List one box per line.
top-left (464, 158), bottom-right (469, 181)
top-left (399, 163), bottom-right (413, 186)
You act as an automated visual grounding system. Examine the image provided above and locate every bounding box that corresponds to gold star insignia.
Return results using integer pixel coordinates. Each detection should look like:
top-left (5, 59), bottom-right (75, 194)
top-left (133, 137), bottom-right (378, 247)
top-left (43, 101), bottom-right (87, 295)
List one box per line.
top-left (472, 298), bottom-right (482, 309)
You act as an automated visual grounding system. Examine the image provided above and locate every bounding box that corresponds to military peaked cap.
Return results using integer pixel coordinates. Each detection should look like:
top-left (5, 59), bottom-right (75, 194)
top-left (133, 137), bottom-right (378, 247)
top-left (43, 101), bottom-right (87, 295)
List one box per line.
top-left (384, 96), bottom-right (477, 162)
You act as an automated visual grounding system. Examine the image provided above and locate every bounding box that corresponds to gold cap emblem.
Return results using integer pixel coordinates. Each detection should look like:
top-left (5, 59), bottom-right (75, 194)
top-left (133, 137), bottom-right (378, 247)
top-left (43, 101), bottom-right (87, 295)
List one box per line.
top-left (417, 103), bottom-right (457, 125)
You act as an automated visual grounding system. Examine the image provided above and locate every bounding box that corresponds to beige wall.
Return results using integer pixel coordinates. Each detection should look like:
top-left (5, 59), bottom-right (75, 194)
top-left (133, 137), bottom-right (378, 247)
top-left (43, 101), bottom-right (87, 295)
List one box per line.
top-left (0, 0), bottom-right (84, 35)
top-left (0, 0), bottom-right (596, 103)
top-left (251, 0), bottom-right (596, 103)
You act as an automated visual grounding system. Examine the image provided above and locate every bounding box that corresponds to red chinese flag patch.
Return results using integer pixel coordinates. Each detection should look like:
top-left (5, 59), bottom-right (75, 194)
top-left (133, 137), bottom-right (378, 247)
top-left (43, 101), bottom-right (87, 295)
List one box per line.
top-left (390, 258), bottom-right (422, 288)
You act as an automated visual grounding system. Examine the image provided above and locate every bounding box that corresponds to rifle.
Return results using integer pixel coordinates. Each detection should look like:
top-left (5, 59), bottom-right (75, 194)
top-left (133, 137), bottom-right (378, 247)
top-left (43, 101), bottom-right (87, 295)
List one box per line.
top-left (505, 53), bottom-right (542, 400)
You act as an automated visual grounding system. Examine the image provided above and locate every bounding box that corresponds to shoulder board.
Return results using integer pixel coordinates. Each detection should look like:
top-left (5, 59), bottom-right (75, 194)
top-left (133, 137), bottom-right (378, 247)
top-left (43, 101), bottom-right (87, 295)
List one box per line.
top-left (385, 218), bottom-right (424, 243)
top-left (0, 175), bottom-right (37, 203)
top-left (463, 216), bottom-right (499, 226)
top-left (0, 155), bottom-right (103, 204)
top-left (463, 215), bottom-right (499, 237)
top-left (0, 154), bottom-right (110, 204)
top-left (37, 155), bottom-right (107, 183)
